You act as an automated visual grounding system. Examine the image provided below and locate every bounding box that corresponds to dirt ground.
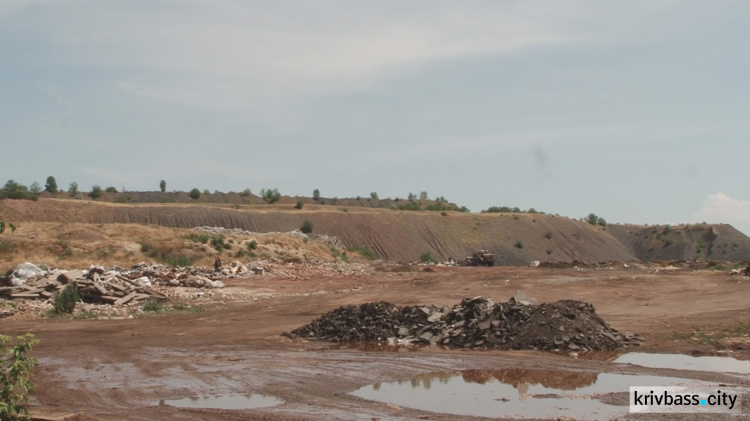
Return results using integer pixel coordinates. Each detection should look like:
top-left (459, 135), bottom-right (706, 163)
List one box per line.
top-left (4, 265), bottom-right (750, 420)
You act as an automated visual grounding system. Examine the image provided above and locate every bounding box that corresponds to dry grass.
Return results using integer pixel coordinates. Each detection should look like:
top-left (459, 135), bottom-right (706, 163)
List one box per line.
top-left (0, 222), bottom-right (336, 271)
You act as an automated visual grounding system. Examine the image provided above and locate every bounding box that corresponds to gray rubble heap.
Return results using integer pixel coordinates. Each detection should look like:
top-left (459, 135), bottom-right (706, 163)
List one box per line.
top-left (284, 296), bottom-right (639, 351)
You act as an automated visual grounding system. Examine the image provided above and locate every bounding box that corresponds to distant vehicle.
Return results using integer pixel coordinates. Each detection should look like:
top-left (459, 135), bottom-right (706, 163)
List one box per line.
top-left (464, 250), bottom-right (495, 267)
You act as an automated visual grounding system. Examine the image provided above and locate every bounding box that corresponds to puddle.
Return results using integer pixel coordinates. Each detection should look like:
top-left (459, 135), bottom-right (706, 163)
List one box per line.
top-left (351, 369), bottom-right (720, 420)
top-left (615, 353), bottom-right (750, 375)
top-left (158, 394), bottom-right (283, 410)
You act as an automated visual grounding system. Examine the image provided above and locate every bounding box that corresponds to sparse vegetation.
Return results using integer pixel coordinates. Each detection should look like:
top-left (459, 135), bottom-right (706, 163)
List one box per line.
top-left (248, 240), bottom-right (258, 250)
top-left (300, 220), bottom-right (313, 234)
top-left (347, 246), bottom-right (378, 260)
top-left (544, 231), bottom-right (553, 239)
top-left (143, 299), bottom-right (164, 312)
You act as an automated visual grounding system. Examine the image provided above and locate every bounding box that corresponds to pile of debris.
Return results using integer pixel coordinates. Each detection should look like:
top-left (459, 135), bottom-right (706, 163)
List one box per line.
top-left (1, 265), bottom-right (167, 306)
top-left (284, 293), bottom-right (639, 351)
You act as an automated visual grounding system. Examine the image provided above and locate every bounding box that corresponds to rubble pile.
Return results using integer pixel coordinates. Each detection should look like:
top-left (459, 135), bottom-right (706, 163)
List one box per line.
top-left (285, 294), bottom-right (638, 351)
top-left (0, 265), bottom-right (167, 306)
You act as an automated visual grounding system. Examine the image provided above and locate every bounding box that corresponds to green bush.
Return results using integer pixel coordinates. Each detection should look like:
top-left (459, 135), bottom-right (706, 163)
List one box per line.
top-left (544, 231), bottom-right (553, 239)
top-left (295, 200), bottom-right (304, 209)
top-left (89, 185), bottom-right (103, 200)
top-left (514, 240), bottom-right (524, 249)
top-left (54, 284), bottom-right (79, 314)
top-left (105, 186), bottom-right (118, 193)
top-left (420, 252), bottom-right (435, 263)
top-left (189, 188), bottom-right (201, 200)
top-left (248, 240), bottom-right (258, 250)
top-left (0, 333), bottom-right (38, 421)
top-left (300, 220), bottom-right (313, 234)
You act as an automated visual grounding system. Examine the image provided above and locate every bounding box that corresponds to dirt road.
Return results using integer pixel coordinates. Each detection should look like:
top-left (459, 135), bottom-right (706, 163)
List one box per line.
top-left (4, 266), bottom-right (750, 420)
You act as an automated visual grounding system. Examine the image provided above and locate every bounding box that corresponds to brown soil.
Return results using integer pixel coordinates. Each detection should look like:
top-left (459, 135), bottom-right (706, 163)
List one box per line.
top-left (3, 198), bottom-right (750, 264)
top-left (3, 266), bottom-right (750, 420)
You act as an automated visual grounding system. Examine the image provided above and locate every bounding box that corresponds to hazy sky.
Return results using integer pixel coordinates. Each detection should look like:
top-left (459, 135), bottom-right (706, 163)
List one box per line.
top-left (2, 1), bottom-right (749, 234)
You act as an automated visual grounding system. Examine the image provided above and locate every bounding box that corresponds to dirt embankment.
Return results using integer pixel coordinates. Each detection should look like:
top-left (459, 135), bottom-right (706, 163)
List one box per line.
top-left (3, 199), bottom-right (750, 264)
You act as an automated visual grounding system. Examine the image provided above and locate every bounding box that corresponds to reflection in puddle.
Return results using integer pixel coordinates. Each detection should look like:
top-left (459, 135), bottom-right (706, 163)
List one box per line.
top-left (351, 369), bottom-right (718, 420)
top-left (615, 353), bottom-right (750, 374)
top-left (159, 394), bottom-right (283, 410)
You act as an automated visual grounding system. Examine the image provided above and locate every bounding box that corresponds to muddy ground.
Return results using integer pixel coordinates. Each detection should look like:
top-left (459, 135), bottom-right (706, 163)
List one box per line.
top-left (4, 266), bottom-right (750, 420)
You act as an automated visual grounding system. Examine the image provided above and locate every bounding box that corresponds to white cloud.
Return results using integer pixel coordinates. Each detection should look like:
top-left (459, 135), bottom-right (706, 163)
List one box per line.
top-left (693, 193), bottom-right (750, 236)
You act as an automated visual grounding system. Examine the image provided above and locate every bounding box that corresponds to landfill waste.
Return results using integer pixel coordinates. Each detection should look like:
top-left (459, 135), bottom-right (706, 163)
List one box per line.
top-left (284, 294), bottom-right (640, 351)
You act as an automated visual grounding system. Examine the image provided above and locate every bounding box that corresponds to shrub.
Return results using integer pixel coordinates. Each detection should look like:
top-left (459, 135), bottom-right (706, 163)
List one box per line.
top-left (89, 185), bottom-right (103, 200)
top-left (0, 333), bottom-right (38, 421)
top-left (189, 188), bottom-right (201, 200)
top-left (313, 189), bottom-right (320, 201)
top-left (300, 220), bottom-right (313, 234)
top-left (585, 213), bottom-right (599, 225)
top-left (159, 180), bottom-right (166, 193)
top-left (240, 188), bottom-right (252, 197)
top-left (105, 186), bottom-right (118, 193)
top-left (544, 231), bottom-right (553, 239)
top-left (295, 200), bottom-right (304, 209)
top-left (420, 252), bottom-right (435, 263)
top-left (370, 192), bottom-right (379, 201)
top-left (514, 240), bottom-right (524, 249)
top-left (248, 240), bottom-right (258, 250)
top-left (54, 284), bottom-right (79, 314)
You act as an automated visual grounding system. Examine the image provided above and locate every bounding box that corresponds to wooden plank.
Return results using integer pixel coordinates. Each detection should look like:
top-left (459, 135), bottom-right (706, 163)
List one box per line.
top-left (97, 295), bottom-right (117, 303)
top-left (57, 270), bottom-right (84, 284)
top-left (93, 282), bottom-right (108, 295)
top-left (114, 291), bottom-right (138, 306)
top-left (10, 293), bottom-right (41, 299)
top-left (141, 286), bottom-right (167, 299)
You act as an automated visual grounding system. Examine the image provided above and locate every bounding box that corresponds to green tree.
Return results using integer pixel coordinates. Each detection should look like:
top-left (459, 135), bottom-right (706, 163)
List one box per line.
top-left (44, 176), bottom-right (58, 193)
top-left (159, 179), bottom-right (166, 193)
top-left (189, 188), bottom-right (201, 200)
top-left (105, 186), bottom-right (117, 193)
top-left (419, 191), bottom-right (428, 201)
top-left (89, 185), bottom-right (103, 200)
top-left (67, 182), bottom-right (79, 197)
top-left (29, 182), bottom-right (42, 195)
top-left (598, 218), bottom-right (607, 227)
top-left (295, 200), bottom-right (304, 209)
top-left (0, 333), bottom-right (38, 421)
top-left (370, 192), bottom-right (379, 201)
top-left (585, 213), bottom-right (599, 226)
top-left (300, 220), bottom-right (313, 234)
top-left (312, 188), bottom-right (320, 201)
top-left (261, 188), bottom-right (281, 204)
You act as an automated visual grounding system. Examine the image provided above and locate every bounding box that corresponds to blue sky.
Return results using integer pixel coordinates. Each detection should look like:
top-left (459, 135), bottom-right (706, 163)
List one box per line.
top-left (2, 1), bottom-right (749, 234)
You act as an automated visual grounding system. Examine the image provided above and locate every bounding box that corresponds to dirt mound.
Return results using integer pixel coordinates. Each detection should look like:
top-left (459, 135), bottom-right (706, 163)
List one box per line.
top-left (285, 296), bottom-right (638, 351)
